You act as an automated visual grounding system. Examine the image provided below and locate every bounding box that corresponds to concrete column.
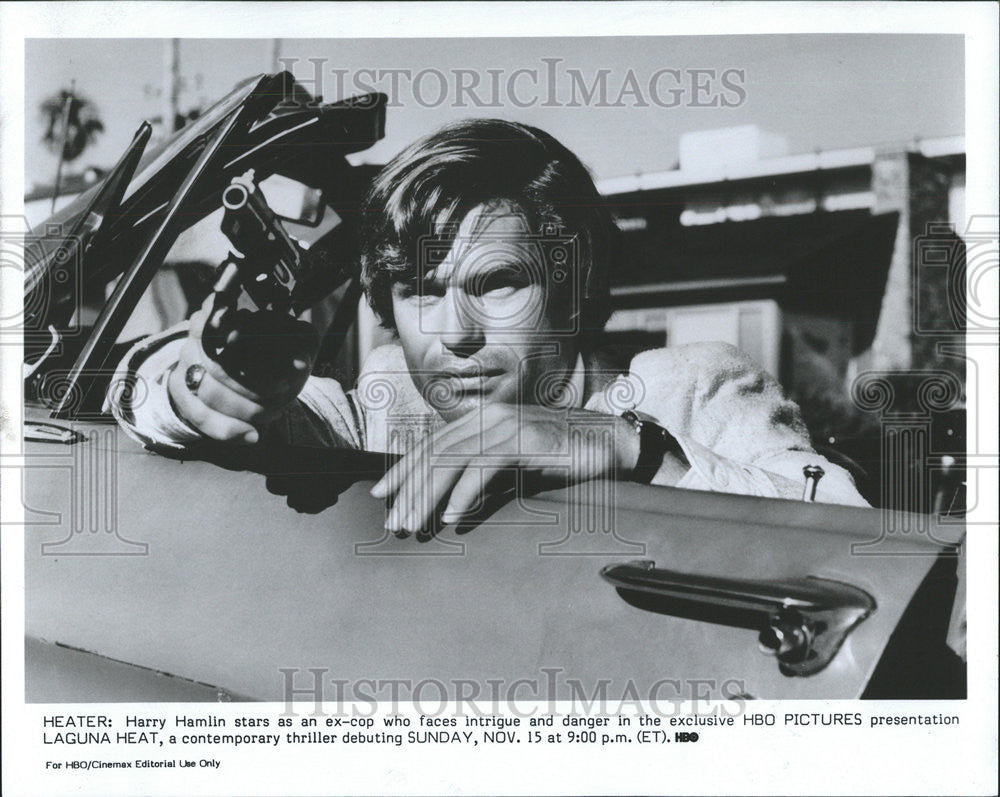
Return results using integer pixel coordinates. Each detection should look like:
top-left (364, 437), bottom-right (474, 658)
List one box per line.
top-left (864, 150), bottom-right (913, 373)
top-left (857, 150), bottom-right (957, 378)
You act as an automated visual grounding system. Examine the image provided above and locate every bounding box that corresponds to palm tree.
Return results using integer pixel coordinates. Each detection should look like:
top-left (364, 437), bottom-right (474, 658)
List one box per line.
top-left (40, 86), bottom-right (105, 163)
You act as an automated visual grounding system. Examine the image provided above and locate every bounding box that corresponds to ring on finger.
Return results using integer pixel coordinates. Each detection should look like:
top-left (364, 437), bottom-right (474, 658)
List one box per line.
top-left (185, 363), bottom-right (207, 395)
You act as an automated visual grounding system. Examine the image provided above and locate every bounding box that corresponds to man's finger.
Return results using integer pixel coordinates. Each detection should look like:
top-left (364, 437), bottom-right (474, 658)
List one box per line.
top-left (168, 363), bottom-right (258, 443)
top-left (191, 368), bottom-right (272, 425)
top-left (370, 421), bottom-right (455, 499)
top-left (186, 294), bottom-right (216, 340)
top-left (382, 413), bottom-right (511, 530)
top-left (384, 441), bottom-right (437, 530)
top-left (178, 336), bottom-right (264, 404)
top-left (393, 461), bottom-right (467, 533)
top-left (371, 442), bottom-right (419, 500)
top-left (371, 409), bottom-right (498, 499)
top-left (441, 462), bottom-right (508, 524)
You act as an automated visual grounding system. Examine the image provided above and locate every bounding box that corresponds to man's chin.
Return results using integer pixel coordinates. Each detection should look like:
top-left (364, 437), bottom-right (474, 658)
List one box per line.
top-left (435, 394), bottom-right (493, 422)
top-left (423, 373), bottom-right (515, 420)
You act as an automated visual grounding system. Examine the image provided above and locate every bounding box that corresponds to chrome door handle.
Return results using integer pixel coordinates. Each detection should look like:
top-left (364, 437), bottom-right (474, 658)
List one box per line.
top-left (600, 560), bottom-right (876, 677)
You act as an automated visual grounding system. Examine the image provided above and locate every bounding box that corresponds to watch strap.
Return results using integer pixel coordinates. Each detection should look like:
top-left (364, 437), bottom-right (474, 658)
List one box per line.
top-left (621, 409), bottom-right (683, 483)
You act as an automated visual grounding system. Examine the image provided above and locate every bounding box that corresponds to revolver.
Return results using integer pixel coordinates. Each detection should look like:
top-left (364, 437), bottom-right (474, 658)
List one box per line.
top-left (201, 170), bottom-right (321, 397)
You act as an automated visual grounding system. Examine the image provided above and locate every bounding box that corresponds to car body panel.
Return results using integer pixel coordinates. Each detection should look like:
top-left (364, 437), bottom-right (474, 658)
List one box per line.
top-left (25, 636), bottom-right (241, 703)
top-left (24, 412), bottom-right (962, 701)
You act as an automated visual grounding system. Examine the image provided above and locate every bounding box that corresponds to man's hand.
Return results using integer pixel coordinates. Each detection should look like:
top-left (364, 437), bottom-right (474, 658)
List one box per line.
top-left (166, 296), bottom-right (310, 444)
top-left (370, 403), bottom-right (642, 533)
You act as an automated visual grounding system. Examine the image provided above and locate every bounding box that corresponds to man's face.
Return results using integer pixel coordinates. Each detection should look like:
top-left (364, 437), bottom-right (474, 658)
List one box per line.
top-left (391, 204), bottom-right (577, 421)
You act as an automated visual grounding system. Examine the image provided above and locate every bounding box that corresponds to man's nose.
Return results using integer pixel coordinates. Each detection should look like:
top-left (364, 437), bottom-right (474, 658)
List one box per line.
top-left (438, 291), bottom-right (485, 358)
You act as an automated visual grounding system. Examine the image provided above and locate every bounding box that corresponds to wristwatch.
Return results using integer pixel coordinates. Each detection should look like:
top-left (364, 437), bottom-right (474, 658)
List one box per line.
top-left (620, 409), bottom-right (686, 483)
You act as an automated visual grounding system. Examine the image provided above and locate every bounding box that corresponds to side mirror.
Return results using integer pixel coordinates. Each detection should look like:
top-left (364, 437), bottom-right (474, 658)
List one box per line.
top-left (258, 173), bottom-right (326, 227)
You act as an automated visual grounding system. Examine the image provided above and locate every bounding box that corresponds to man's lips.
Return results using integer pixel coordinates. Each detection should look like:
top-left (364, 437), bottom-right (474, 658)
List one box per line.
top-left (439, 366), bottom-right (504, 378)
top-left (434, 367), bottom-right (505, 393)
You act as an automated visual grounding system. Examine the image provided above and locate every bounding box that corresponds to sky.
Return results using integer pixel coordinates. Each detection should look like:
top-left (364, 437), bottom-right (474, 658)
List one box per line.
top-left (24, 35), bottom-right (964, 188)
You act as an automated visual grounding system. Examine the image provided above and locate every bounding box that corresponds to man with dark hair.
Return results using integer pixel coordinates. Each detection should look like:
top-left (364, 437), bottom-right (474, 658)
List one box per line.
top-left (110, 118), bottom-right (867, 531)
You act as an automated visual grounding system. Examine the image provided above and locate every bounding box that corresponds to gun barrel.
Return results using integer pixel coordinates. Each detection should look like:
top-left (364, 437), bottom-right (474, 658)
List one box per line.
top-left (219, 172), bottom-right (304, 312)
top-left (222, 182), bottom-right (251, 211)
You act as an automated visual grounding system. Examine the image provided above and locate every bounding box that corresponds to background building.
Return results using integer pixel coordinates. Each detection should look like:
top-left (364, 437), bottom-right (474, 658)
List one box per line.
top-left (24, 37), bottom-right (967, 508)
top-left (594, 127), bottom-right (966, 429)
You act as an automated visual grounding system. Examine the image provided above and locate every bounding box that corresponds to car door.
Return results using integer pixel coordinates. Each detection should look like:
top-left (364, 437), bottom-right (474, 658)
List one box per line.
top-left (23, 414), bottom-right (963, 702)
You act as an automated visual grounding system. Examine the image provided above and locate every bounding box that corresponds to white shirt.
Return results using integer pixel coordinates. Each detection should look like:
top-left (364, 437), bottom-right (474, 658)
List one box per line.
top-left (106, 325), bottom-right (869, 507)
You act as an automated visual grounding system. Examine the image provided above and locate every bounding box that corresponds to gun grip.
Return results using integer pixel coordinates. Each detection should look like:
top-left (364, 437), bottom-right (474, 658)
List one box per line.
top-left (202, 306), bottom-right (319, 399)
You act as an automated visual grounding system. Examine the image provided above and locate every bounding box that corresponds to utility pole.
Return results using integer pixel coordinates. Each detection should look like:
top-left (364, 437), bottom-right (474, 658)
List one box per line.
top-left (50, 79), bottom-right (75, 213)
top-left (163, 38), bottom-right (181, 136)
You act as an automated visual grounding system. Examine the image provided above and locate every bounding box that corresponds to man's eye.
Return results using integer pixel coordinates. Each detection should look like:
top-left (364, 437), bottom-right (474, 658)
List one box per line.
top-left (482, 284), bottom-right (519, 300)
top-left (398, 282), bottom-right (444, 301)
top-left (477, 270), bottom-right (530, 298)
